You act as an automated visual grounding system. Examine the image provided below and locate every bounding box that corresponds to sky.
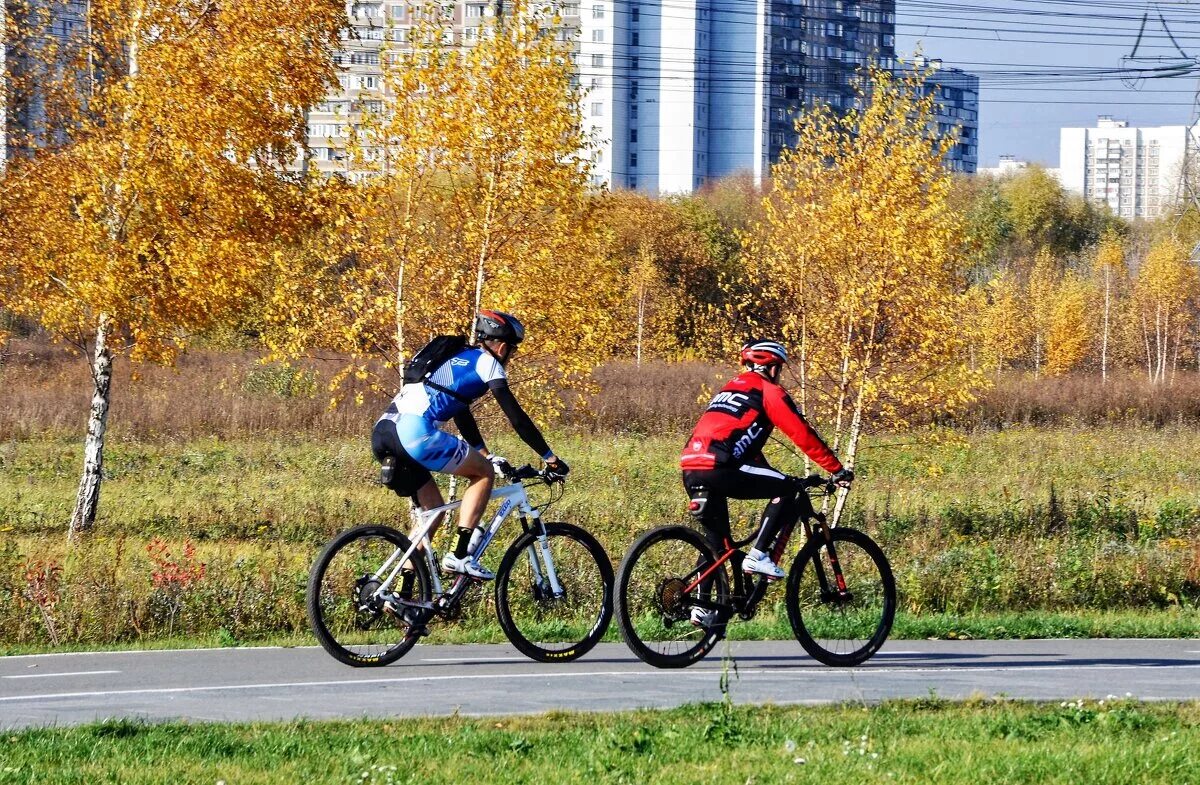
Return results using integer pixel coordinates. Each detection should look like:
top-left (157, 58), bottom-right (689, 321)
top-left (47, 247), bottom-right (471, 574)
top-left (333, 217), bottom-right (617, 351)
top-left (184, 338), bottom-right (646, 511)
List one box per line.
top-left (895, 0), bottom-right (1200, 167)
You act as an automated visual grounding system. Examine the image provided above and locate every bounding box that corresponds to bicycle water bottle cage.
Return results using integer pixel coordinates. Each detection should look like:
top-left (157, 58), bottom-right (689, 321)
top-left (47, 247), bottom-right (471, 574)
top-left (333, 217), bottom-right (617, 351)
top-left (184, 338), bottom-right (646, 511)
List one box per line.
top-left (379, 456), bottom-right (396, 486)
top-left (687, 488), bottom-right (710, 519)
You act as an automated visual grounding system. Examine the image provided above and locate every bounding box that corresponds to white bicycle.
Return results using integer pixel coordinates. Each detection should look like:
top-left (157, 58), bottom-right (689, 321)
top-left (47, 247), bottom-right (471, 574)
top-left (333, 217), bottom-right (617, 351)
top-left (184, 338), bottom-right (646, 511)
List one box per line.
top-left (307, 464), bottom-right (613, 666)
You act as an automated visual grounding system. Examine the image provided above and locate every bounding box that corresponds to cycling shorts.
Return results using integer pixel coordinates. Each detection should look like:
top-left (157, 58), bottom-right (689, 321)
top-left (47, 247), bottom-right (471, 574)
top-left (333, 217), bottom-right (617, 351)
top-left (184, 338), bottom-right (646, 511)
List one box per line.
top-left (394, 414), bottom-right (472, 472)
top-left (370, 419), bottom-right (433, 499)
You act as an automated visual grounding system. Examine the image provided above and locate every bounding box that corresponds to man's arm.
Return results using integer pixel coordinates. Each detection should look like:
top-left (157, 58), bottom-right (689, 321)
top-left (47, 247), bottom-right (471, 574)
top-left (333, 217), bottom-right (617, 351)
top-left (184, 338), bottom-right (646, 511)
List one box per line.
top-left (762, 385), bottom-right (843, 473)
top-left (453, 410), bottom-right (487, 454)
top-left (487, 380), bottom-right (554, 461)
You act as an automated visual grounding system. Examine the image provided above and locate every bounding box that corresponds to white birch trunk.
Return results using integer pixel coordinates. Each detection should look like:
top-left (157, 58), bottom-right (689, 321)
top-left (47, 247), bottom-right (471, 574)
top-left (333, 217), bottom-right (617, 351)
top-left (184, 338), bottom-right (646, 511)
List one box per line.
top-left (829, 398), bottom-right (863, 528)
top-left (1142, 310), bottom-right (1153, 383)
top-left (68, 314), bottom-right (114, 541)
top-left (635, 284), bottom-right (645, 368)
top-left (396, 254), bottom-right (406, 387)
top-left (472, 169), bottom-right (498, 332)
top-left (1033, 331), bottom-right (1042, 379)
top-left (68, 6), bottom-right (138, 541)
top-left (1101, 267), bottom-right (1110, 383)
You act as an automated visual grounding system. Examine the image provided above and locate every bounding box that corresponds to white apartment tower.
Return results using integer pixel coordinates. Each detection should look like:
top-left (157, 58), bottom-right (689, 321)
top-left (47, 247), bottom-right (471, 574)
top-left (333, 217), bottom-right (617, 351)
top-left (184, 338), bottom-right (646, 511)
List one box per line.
top-left (1059, 116), bottom-right (1195, 220)
top-left (584, 0), bottom-right (897, 193)
top-left (312, 1), bottom-right (900, 191)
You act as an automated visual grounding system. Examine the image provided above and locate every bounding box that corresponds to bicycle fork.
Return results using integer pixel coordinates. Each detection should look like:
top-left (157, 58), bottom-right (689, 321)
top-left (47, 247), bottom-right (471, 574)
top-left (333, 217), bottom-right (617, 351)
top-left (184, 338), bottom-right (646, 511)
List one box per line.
top-left (522, 516), bottom-right (566, 600)
top-left (806, 516), bottom-right (852, 602)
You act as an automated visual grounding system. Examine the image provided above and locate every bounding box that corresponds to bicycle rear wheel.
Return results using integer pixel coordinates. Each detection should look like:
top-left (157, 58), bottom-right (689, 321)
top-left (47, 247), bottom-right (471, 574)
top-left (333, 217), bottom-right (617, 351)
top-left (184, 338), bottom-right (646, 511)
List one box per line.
top-left (307, 524), bottom-right (433, 667)
top-left (615, 525), bottom-right (728, 669)
top-left (495, 522), bottom-right (613, 662)
top-left (785, 526), bottom-right (895, 667)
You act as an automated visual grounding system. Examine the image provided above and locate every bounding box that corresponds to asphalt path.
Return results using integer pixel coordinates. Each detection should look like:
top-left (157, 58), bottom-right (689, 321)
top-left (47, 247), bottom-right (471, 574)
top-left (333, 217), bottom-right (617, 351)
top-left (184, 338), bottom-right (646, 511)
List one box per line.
top-left (2, 639), bottom-right (1198, 729)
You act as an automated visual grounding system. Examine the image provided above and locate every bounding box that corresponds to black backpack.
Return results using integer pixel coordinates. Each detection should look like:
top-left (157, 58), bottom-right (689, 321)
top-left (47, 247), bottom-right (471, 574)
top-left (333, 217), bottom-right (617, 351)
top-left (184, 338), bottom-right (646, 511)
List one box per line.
top-left (403, 335), bottom-right (469, 400)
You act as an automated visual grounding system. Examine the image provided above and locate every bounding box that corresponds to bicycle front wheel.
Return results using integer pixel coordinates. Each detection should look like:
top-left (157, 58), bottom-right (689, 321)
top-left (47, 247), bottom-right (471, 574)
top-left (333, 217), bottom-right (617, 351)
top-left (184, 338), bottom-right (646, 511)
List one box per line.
top-left (785, 526), bottom-right (895, 667)
top-left (495, 522), bottom-right (613, 662)
top-left (615, 525), bottom-right (728, 669)
top-left (307, 524), bottom-right (433, 667)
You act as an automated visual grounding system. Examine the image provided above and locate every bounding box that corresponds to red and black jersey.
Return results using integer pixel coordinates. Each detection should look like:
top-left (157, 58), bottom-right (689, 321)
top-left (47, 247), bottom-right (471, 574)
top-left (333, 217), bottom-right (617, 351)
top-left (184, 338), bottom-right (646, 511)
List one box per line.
top-left (680, 371), bottom-right (843, 473)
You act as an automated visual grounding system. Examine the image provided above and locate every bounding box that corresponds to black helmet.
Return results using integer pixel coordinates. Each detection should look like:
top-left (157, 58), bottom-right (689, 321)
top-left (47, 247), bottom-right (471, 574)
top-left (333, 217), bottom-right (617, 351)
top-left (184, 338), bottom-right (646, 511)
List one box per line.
top-left (474, 310), bottom-right (525, 345)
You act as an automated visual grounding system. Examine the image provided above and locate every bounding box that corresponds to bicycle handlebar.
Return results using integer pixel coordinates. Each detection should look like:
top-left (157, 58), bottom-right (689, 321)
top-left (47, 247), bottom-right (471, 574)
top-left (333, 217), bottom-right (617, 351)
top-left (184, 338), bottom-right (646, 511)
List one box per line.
top-left (502, 463), bottom-right (562, 485)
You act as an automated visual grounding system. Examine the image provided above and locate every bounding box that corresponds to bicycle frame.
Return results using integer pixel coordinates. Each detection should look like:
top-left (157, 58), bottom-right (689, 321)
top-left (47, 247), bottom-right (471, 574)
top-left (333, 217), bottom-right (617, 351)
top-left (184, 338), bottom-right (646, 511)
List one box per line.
top-left (682, 484), bottom-right (838, 619)
top-left (368, 478), bottom-right (564, 603)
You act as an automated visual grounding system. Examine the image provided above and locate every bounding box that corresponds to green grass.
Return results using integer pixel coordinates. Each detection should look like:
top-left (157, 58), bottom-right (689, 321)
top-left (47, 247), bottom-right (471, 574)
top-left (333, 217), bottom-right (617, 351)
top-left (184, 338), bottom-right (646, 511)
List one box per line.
top-left (2, 609), bottom-right (1197, 657)
top-left (2, 427), bottom-right (1198, 541)
top-left (2, 427), bottom-right (1197, 649)
top-left (1, 700), bottom-right (1197, 784)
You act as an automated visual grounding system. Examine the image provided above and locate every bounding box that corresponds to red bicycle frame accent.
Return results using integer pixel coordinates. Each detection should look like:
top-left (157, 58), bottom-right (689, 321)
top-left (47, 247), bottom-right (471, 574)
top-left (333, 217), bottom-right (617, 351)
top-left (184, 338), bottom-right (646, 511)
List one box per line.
top-left (683, 548), bottom-right (737, 595)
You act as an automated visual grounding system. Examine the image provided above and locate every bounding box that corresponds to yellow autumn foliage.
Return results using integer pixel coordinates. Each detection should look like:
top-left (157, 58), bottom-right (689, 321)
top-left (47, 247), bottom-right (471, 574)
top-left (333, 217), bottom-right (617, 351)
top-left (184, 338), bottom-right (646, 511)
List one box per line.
top-left (735, 65), bottom-right (984, 485)
top-left (1044, 272), bottom-right (1093, 377)
top-left (267, 0), bottom-right (623, 415)
top-left (0, 0), bottom-right (345, 535)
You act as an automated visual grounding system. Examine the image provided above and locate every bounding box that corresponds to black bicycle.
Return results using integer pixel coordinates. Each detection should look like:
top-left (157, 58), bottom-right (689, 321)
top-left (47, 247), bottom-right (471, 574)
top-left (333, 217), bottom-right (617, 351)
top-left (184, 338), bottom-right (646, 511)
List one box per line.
top-left (615, 476), bottom-right (895, 668)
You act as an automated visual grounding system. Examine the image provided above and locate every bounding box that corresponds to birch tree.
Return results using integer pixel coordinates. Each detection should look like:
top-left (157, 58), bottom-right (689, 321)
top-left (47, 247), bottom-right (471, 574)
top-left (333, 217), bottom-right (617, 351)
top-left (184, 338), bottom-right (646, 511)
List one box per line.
top-left (977, 271), bottom-right (1029, 373)
top-left (1134, 237), bottom-right (1200, 384)
top-left (734, 66), bottom-right (983, 523)
top-left (1027, 247), bottom-right (1058, 378)
top-left (267, 0), bottom-right (623, 412)
top-left (1092, 231), bottom-right (1126, 382)
top-left (1045, 272), bottom-right (1092, 376)
top-left (0, 0), bottom-right (343, 539)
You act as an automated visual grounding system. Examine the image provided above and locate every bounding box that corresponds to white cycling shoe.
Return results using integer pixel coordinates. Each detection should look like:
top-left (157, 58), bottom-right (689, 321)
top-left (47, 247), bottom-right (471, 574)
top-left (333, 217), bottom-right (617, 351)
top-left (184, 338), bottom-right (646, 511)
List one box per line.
top-left (441, 553), bottom-right (495, 581)
top-left (690, 607), bottom-right (718, 627)
top-left (742, 549), bottom-right (786, 580)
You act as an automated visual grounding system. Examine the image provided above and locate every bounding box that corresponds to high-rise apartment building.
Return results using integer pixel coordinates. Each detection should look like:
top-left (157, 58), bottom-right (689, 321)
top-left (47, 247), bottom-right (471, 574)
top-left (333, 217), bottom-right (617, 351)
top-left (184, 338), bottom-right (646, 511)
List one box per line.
top-left (307, 1), bottom-right (906, 191)
top-left (897, 55), bottom-right (978, 173)
top-left (589, 0), bottom-right (897, 193)
top-left (1059, 116), bottom-right (1195, 219)
top-left (2, 0), bottom-right (88, 164)
top-left (308, 1), bottom-right (601, 176)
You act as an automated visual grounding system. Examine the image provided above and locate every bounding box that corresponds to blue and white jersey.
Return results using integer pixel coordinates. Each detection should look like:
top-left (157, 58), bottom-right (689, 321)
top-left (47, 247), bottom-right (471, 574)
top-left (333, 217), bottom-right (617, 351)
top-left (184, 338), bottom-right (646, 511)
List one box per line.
top-left (381, 347), bottom-right (507, 425)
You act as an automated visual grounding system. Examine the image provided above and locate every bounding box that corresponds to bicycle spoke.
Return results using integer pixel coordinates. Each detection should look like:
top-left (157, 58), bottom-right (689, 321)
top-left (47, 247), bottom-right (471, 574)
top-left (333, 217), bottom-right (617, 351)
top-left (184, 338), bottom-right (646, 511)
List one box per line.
top-left (496, 525), bottom-right (612, 660)
top-left (309, 528), bottom-right (430, 666)
top-left (787, 528), bottom-right (895, 666)
top-left (617, 527), bottom-right (727, 668)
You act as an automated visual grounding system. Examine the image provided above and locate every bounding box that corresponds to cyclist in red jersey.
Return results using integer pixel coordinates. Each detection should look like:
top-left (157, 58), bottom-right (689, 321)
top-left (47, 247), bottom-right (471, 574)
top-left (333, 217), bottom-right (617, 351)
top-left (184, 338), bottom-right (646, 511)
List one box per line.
top-left (680, 340), bottom-right (854, 589)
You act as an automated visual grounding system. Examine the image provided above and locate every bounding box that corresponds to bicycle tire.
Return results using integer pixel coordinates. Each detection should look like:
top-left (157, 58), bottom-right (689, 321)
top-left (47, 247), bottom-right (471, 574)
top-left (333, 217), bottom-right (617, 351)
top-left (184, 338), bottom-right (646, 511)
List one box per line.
top-left (307, 524), bottom-right (432, 667)
top-left (614, 525), bottom-right (728, 669)
top-left (785, 526), bottom-right (895, 667)
top-left (494, 522), bottom-right (614, 662)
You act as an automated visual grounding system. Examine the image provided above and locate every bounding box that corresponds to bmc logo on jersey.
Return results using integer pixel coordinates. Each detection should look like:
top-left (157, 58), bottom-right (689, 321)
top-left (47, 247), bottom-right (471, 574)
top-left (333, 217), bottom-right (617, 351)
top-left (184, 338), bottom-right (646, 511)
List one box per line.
top-left (732, 422), bottom-right (764, 458)
top-left (708, 391), bottom-right (750, 415)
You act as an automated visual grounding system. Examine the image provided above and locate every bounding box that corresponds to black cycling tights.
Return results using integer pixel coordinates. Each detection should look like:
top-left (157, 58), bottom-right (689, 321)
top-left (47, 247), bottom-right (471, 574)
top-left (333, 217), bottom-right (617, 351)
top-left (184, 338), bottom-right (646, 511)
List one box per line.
top-left (682, 468), bottom-right (812, 556)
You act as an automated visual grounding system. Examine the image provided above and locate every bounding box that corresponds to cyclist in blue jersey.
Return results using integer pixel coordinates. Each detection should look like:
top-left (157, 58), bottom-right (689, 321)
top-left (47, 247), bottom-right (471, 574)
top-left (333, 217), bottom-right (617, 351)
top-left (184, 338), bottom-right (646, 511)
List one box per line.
top-left (372, 310), bottom-right (570, 580)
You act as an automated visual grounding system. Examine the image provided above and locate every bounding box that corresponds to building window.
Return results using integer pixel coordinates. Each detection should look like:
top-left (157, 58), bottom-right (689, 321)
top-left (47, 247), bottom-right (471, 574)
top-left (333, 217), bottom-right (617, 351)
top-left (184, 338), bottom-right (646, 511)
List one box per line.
top-left (631, 6), bottom-right (639, 22)
top-left (593, 3), bottom-right (605, 18)
top-left (630, 153), bottom-right (638, 168)
top-left (466, 4), bottom-right (485, 17)
top-left (630, 129), bottom-right (638, 143)
top-left (591, 102), bottom-right (604, 116)
top-left (631, 31), bottom-right (639, 46)
top-left (592, 53), bottom-right (604, 67)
